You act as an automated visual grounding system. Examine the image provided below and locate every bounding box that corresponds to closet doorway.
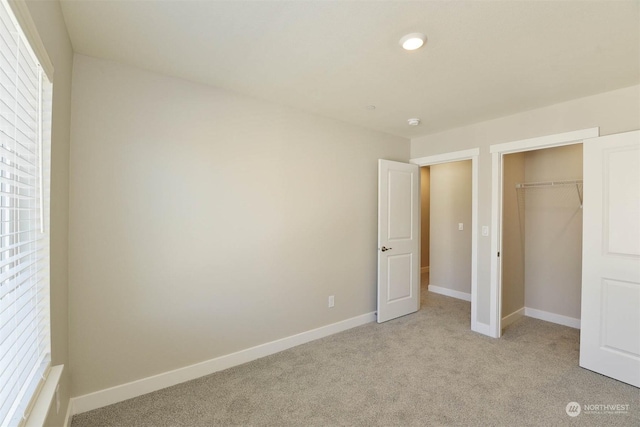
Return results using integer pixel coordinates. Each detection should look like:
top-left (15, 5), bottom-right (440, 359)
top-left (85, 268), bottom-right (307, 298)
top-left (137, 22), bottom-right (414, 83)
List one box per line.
top-left (489, 127), bottom-right (599, 337)
top-left (500, 144), bottom-right (583, 333)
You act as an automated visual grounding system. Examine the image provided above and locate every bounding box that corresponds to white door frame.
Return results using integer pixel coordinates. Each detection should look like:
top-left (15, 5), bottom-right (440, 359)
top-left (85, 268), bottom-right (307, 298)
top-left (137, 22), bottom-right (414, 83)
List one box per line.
top-left (488, 127), bottom-right (600, 338)
top-left (411, 148), bottom-right (480, 333)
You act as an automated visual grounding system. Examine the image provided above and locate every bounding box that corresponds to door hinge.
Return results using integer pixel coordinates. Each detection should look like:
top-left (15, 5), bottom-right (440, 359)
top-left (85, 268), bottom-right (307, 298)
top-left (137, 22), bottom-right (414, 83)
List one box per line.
top-left (498, 251), bottom-right (500, 257)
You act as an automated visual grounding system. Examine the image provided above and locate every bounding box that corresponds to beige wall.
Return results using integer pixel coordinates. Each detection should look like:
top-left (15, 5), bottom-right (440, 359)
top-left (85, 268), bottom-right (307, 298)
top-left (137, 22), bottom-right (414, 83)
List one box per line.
top-left (429, 161), bottom-right (472, 294)
top-left (23, 1), bottom-right (74, 425)
top-left (524, 145), bottom-right (583, 319)
top-left (411, 84), bottom-right (640, 326)
top-left (501, 152), bottom-right (525, 317)
top-left (420, 167), bottom-right (430, 269)
top-left (68, 55), bottom-right (408, 396)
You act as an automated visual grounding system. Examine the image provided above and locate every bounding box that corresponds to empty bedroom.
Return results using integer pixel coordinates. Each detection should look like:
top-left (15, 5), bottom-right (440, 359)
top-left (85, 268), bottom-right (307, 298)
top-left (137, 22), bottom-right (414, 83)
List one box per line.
top-left (0, 1), bottom-right (638, 426)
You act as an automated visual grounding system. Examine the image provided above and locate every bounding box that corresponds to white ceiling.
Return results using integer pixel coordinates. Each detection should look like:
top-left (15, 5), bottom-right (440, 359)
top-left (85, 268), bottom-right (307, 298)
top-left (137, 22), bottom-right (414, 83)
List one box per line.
top-left (59, 0), bottom-right (640, 139)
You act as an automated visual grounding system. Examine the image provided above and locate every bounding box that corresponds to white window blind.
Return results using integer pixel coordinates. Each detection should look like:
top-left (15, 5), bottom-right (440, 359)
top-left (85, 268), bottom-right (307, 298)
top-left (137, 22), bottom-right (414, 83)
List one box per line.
top-left (0, 0), bottom-right (52, 425)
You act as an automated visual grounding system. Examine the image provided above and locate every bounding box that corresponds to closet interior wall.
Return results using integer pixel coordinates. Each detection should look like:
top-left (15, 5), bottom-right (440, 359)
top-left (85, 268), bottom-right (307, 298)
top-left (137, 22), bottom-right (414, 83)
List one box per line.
top-left (502, 153), bottom-right (525, 319)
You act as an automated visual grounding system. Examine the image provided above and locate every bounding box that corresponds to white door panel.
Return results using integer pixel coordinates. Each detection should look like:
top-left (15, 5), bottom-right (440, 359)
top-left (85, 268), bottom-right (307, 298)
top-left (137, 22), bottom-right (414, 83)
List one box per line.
top-left (378, 160), bottom-right (420, 323)
top-left (580, 130), bottom-right (640, 387)
top-left (605, 150), bottom-right (640, 256)
top-left (388, 171), bottom-right (413, 240)
top-left (387, 253), bottom-right (412, 301)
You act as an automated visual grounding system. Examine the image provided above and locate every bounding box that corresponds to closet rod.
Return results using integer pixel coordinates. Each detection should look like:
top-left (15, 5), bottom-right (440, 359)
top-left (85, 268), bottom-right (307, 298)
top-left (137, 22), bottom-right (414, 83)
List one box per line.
top-left (515, 179), bottom-right (583, 189)
top-left (515, 179), bottom-right (583, 207)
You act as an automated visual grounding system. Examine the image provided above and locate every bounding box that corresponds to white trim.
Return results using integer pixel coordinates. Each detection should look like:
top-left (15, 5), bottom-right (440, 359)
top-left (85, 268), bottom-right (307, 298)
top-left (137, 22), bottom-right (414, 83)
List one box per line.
top-left (525, 307), bottom-right (581, 329)
top-left (24, 365), bottom-right (63, 427)
top-left (411, 148), bottom-right (480, 166)
top-left (428, 285), bottom-right (471, 302)
top-left (63, 398), bottom-right (72, 427)
top-left (489, 127), bottom-right (599, 339)
top-left (490, 151), bottom-right (502, 338)
top-left (472, 322), bottom-right (493, 336)
top-left (489, 128), bottom-right (599, 154)
top-left (411, 148), bottom-right (480, 335)
top-left (6, 0), bottom-right (54, 81)
top-left (470, 151), bottom-right (479, 333)
top-left (420, 266), bottom-right (429, 274)
top-left (70, 312), bottom-right (375, 416)
top-left (501, 307), bottom-right (525, 329)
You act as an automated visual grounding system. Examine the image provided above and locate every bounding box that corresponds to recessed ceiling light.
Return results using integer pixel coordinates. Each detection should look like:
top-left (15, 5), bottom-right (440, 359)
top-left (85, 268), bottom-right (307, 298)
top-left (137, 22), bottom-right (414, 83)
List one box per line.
top-left (407, 118), bottom-right (421, 126)
top-left (399, 33), bottom-right (426, 51)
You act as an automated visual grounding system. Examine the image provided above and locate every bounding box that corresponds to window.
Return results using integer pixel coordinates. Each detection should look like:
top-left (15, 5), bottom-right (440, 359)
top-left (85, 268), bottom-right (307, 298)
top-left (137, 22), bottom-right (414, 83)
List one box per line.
top-left (0, 0), bottom-right (52, 425)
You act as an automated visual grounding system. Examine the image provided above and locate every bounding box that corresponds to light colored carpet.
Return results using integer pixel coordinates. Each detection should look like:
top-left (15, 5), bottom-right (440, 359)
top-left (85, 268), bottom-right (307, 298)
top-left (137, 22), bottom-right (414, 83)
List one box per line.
top-left (71, 282), bottom-right (639, 426)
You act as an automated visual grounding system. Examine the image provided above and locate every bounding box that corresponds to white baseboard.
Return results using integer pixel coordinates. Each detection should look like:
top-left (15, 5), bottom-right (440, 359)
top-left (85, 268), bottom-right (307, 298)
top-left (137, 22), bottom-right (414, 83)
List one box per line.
top-left (420, 266), bottom-right (430, 274)
top-left (428, 284), bottom-right (471, 302)
top-left (501, 307), bottom-right (525, 329)
top-left (70, 312), bottom-right (375, 416)
top-left (524, 307), bottom-right (580, 329)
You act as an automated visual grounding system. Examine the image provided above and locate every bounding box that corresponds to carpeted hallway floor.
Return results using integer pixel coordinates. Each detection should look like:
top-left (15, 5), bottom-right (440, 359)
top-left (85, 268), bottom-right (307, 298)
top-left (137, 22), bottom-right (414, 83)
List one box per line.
top-left (71, 277), bottom-right (639, 426)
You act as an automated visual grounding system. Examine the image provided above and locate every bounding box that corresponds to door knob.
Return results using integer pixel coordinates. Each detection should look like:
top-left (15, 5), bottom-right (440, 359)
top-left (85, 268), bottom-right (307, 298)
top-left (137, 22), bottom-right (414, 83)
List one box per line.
top-left (381, 246), bottom-right (392, 252)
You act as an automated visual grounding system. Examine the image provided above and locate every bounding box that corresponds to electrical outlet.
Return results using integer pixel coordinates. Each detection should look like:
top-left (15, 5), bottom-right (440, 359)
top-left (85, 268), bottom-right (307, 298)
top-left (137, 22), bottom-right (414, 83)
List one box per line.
top-left (55, 384), bottom-right (60, 413)
top-left (482, 226), bottom-right (489, 236)
top-left (458, 223), bottom-right (464, 231)
top-left (328, 295), bottom-right (335, 308)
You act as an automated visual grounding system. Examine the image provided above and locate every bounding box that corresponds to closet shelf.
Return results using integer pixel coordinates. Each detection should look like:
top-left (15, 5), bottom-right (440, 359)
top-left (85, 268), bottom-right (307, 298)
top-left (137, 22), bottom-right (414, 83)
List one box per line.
top-left (515, 179), bottom-right (583, 189)
top-left (515, 179), bottom-right (583, 207)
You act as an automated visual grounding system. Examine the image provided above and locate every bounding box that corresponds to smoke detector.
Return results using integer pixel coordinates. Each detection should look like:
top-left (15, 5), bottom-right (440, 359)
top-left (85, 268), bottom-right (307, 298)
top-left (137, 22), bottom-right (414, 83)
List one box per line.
top-left (407, 118), bottom-right (421, 126)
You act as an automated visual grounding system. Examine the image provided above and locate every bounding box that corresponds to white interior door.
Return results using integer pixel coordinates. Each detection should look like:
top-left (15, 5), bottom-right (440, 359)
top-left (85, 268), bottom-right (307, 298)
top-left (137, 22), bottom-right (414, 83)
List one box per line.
top-left (580, 130), bottom-right (640, 387)
top-left (377, 159), bottom-right (420, 323)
